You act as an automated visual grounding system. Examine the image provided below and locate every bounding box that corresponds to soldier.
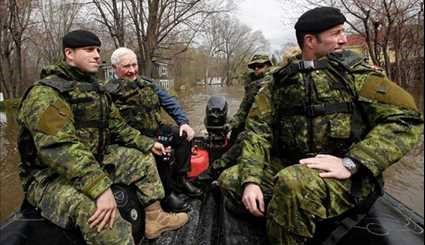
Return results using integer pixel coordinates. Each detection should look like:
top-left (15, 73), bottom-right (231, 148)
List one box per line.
top-left (17, 30), bottom-right (189, 244)
top-left (202, 54), bottom-right (274, 181)
top-left (105, 47), bottom-right (202, 213)
top-left (218, 7), bottom-right (424, 244)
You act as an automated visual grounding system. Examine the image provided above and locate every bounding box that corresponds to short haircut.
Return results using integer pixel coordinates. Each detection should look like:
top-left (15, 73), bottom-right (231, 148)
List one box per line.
top-left (110, 47), bottom-right (137, 66)
top-left (296, 31), bottom-right (321, 49)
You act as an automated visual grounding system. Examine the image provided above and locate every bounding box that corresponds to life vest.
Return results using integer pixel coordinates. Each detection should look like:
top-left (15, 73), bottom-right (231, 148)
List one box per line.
top-left (270, 51), bottom-right (370, 162)
top-left (18, 76), bottom-right (112, 186)
top-left (105, 78), bottom-right (161, 136)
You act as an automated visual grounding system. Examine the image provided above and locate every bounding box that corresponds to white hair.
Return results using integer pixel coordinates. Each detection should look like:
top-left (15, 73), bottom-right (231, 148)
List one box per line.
top-left (110, 47), bottom-right (137, 66)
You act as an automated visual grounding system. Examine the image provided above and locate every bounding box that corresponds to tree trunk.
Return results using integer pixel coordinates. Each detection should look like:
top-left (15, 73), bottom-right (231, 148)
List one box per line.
top-left (141, 0), bottom-right (160, 77)
top-left (14, 42), bottom-right (22, 97)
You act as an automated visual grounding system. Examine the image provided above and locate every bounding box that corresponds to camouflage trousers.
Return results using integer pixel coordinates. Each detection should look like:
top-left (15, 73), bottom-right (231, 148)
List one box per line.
top-left (212, 131), bottom-right (248, 173)
top-left (26, 145), bottom-right (165, 245)
top-left (219, 160), bottom-right (369, 245)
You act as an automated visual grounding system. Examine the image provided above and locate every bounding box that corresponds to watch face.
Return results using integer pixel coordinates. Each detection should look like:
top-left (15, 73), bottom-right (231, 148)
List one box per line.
top-left (343, 158), bottom-right (357, 173)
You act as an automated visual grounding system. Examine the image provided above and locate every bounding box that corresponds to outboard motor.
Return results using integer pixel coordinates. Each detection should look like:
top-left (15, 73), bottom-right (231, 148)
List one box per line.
top-left (204, 95), bottom-right (228, 136)
top-left (204, 96), bottom-right (230, 161)
top-left (189, 96), bottom-right (230, 180)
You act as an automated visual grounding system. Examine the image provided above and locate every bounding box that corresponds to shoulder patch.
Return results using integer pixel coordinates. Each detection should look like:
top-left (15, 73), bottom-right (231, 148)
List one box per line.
top-left (359, 75), bottom-right (418, 111)
top-left (37, 100), bottom-right (72, 135)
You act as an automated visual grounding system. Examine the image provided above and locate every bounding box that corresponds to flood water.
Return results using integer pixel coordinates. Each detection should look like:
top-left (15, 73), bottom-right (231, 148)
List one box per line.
top-left (0, 86), bottom-right (423, 222)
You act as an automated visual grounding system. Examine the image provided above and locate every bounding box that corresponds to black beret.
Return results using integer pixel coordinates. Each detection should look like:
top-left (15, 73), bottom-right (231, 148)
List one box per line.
top-left (62, 30), bottom-right (101, 49)
top-left (295, 7), bottom-right (346, 33)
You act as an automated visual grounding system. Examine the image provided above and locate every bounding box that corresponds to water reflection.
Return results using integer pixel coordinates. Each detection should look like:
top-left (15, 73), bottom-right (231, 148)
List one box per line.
top-left (384, 136), bottom-right (424, 216)
top-left (0, 85), bottom-right (423, 222)
top-left (0, 111), bottom-right (23, 221)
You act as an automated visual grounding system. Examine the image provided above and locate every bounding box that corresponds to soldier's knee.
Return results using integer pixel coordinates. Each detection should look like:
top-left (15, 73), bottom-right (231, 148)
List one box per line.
top-left (274, 165), bottom-right (317, 195)
top-left (77, 202), bottom-right (134, 244)
top-left (85, 215), bottom-right (134, 245)
top-left (218, 165), bottom-right (240, 190)
top-left (72, 196), bottom-right (97, 224)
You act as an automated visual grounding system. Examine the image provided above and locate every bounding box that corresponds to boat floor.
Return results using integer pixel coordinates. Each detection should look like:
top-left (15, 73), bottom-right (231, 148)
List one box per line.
top-left (1, 188), bottom-right (423, 245)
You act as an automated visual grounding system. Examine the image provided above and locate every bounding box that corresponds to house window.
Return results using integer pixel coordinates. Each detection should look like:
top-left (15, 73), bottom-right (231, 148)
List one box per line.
top-left (160, 65), bottom-right (168, 77)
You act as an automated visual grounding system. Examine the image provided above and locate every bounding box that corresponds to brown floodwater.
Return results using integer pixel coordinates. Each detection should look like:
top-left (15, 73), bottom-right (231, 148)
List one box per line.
top-left (0, 85), bottom-right (423, 222)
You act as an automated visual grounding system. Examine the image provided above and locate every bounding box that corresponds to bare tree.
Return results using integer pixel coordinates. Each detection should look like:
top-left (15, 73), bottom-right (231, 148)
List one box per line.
top-left (92, 0), bottom-right (229, 77)
top-left (207, 15), bottom-right (269, 85)
top-left (200, 15), bottom-right (228, 85)
top-left (92, 0), bottom-right (125, 48)
top-left (0, 0), bottom-right (33, 99)
top-left (29, 0), bottom-right (82, 66)
top-left (168, 13), bottom-right (269, 88)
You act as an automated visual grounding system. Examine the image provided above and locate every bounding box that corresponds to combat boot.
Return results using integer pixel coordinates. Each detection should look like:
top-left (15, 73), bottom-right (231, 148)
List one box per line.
top-left (175, 175), bottom-right (203, 198)
top-left (144, 201), bottom-right (189, 239)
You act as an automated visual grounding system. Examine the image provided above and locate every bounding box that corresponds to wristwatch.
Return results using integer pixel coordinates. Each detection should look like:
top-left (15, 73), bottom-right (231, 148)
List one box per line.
top-left (342, 157), bottom-right (359, 175)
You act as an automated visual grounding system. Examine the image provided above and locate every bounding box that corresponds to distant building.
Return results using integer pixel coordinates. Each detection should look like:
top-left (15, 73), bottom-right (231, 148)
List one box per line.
top-left (346, 33), bottom-right (398, 64)
top-left (152, 62), bottom-right (175, 90)
top-left (100, 62), bottom-right (115, 80)
top-left (346, 34), bottom-right (369, 57)
top-left (196, 77), bottom-right (224, 87)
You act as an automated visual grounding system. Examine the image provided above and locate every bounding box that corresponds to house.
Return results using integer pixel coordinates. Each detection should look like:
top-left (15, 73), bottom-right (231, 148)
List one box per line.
top-left (196, 77), bottom-right (224, 87)
top-left (346, 34), bottom-right (369, 57)
top-left (152, 62), bottom-right (175, 90)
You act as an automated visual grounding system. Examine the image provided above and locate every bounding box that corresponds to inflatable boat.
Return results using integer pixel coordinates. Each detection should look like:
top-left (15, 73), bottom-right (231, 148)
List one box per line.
top-left (1, 96), bottom-right (423, 245)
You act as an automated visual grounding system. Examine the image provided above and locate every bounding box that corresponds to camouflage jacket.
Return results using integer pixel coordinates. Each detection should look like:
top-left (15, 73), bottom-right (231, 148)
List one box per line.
top-left (239, 50), bottom-right (424, 187)
top-left (17, 63), bottom-right (155, 200)
top-left (229, 68), bottom-right (274, 137)
top-left (105, 77), bottom-right (189, 136)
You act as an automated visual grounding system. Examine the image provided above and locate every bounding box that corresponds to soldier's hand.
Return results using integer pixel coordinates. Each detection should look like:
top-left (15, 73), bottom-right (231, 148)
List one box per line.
top-left (242, 183), bottom-right (265, 217)
top-left (89, 188), bottom-right (118, 232)
top-left (299, 154), bottom-right (352, 180)
top-left (151, 142), bottom-right (166, 156)
top-left (180, 124), bottom-right (195, 141)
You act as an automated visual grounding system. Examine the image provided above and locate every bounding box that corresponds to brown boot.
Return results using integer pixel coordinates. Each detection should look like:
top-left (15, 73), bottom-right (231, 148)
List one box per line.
top-left (144, 201), bottom-right (189, 239)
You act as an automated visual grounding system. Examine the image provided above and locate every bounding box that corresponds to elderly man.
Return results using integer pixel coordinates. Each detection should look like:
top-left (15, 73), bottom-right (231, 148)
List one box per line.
top-left (17, 30), bottom-right (189, 244)
top-left (218, 7), bottom-right (423, 244)
top-left (105, 47), bottom-right (202, 213)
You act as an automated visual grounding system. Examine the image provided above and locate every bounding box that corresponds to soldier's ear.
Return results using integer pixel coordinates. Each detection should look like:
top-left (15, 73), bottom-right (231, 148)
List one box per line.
top-left (303, 34), bottom-right (316, 50)
top-left (64, 48), bottom-right (74, 62)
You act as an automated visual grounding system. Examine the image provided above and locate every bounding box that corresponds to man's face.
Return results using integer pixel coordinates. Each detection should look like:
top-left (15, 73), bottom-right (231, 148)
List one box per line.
top-left (313, 24), bottom-right (347, 58)
top-left (113, 54), bottom-right (138, 81)
top-left (65, 46), bottom-right (101, 73)
top-left (251, 63), bottom-right (270, 77)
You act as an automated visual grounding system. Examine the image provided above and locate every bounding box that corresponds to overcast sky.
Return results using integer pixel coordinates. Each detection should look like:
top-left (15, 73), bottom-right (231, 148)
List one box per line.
top-left (235, 0), bottom-right (303, 52)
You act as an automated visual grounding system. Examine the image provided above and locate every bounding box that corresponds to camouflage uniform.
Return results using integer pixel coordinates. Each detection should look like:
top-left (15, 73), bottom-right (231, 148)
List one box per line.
top-left (18, 63), bottom-right (165, 245)
top-left (218, 50), bottom-right (424, 244)
top-left (105, 77), bottom-right (192, 193)
top-left (213, 54), bottom-right (274, 172)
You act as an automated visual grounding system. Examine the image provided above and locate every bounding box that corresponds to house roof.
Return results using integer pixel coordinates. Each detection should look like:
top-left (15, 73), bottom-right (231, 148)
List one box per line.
top-left (346, 34), bottom-right (367, 48)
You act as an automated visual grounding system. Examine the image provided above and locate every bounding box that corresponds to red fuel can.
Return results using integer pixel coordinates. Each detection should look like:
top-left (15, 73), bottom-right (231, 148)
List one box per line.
top-left (188, 147), bottom-right (209, 179)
